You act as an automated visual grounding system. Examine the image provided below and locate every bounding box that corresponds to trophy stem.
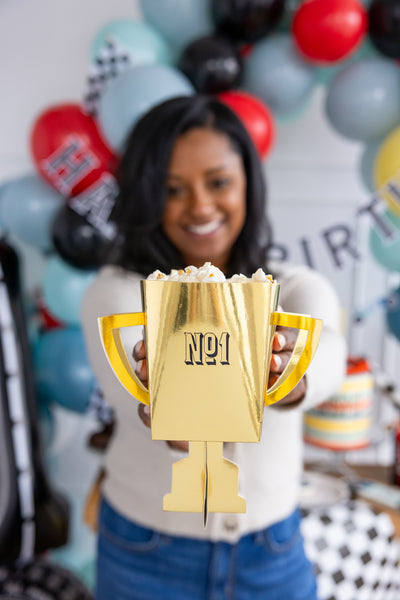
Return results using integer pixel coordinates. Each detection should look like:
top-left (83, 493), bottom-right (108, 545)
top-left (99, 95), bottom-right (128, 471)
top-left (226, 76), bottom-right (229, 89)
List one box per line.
top-left (163, 441), bottom-right (206, 513)
top-left (207, 442), bottom-right (246, 514)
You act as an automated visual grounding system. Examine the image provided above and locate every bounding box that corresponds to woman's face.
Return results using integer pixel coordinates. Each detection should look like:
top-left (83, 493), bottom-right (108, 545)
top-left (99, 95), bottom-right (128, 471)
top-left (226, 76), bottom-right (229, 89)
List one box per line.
top-left (162, 127), bottom-right (247, 271)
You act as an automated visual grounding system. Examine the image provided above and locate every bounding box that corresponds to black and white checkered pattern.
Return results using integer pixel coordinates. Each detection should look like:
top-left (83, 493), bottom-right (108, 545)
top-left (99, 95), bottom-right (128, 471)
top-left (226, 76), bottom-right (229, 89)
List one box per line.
top-left (301, 501), bottom-right (400, 600)
top-left (0, 558), bottom-right (92, 599)
top-left (83, 39), bottom-right (132, 116)
top-left (88, 382), bottom-right (114, 425)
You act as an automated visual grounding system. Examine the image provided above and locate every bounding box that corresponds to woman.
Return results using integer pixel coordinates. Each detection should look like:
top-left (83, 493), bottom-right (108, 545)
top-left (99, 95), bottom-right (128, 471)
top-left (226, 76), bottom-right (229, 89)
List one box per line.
top-left (81, 95), bottom-right (346, 599)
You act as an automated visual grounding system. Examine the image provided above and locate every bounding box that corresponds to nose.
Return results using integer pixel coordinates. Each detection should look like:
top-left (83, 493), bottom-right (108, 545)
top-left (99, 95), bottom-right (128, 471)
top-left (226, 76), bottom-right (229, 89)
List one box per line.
top-left (188, 185), bottom-right (215, 219)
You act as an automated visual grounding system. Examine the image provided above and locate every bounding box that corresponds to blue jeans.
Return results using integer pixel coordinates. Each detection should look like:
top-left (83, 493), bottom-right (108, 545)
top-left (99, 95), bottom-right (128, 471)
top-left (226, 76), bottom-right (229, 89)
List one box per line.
top-left (95, 498), bottom-right (318, 600)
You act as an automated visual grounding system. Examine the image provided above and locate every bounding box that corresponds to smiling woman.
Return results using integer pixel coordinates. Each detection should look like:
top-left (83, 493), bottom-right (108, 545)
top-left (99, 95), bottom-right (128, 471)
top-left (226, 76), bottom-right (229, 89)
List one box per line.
top-left (162, 127), bottom-right (246, 270)
top-left (110, 94), bottom-right (269, 278)
top-left (80, 94), bottom-right (346, 600)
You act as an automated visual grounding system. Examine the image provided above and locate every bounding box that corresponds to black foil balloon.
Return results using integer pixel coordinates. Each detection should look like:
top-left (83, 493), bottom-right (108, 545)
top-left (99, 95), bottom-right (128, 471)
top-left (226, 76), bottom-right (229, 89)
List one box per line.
top-left (52, 205), bottom-right (118, 270)
top-left (212, 0), bottom-right (286, 43)
top-left (179, 35), bottom-right (243, 93)
top-left (368, 0), bottom-right (400, 58)
top-left (0, 237), bottom-right (69, 564)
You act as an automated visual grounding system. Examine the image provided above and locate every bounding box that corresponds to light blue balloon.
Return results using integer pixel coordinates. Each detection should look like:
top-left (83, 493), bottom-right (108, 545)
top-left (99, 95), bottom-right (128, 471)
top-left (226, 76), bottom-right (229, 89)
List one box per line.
top-left (0, 180), bottom-right (9, 202)
top-left (243, 35), bottom-right (317, 117)
top-left (316, 37), bottom-right (379, 88)
top-left (32, 327), bottom-right (95, 413)
top-left (98, 63), bottom-right (194, 151)
top-left (1, 174), bottom-right (64, 252)
top-left (386, 286), bottom-right (400, 341)
top-left (139, 0), bottom-right (213, 54)
top-left (369, 209), bottom-right (400, 272)
top-left (91, 19), bottom-right (172, 66)
top-left (326, 58), bottom-right (400, 142)
top-left (42, 257), bottom-right (96, 326)
top-left (359, 140), bottom-right (382, 192)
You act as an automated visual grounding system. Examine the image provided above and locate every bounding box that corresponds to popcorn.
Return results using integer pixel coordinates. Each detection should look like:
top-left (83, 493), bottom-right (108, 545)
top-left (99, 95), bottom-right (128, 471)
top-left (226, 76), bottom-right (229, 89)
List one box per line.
top-left (147, 263), bottom-right (274, 283)
top-left (229, 274), bottom-right (248, 283)
top-left (196, 262), bottom-right (225, 282)
top-left (147, 269), bottom-right (167, 280)
top-left (251, 268), bottom-right (274, 283)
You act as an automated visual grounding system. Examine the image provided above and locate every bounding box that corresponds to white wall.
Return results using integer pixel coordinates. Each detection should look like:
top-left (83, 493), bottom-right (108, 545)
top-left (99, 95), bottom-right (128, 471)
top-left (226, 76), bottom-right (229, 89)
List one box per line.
top-left (1, 0), bottom-right (399, 576)
top-left (0, 0), bottom-right (141, 178)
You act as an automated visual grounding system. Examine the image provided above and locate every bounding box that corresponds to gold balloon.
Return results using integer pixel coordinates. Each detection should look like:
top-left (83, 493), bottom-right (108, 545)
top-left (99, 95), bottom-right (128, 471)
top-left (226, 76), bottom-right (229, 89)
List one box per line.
top-left (374, 127), bottom-right (400, 218)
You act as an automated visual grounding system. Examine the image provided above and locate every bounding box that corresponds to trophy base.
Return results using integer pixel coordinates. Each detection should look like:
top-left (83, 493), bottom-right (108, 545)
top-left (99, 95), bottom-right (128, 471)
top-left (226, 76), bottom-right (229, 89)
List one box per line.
top-left (163, 441), bottom-right (246, 515)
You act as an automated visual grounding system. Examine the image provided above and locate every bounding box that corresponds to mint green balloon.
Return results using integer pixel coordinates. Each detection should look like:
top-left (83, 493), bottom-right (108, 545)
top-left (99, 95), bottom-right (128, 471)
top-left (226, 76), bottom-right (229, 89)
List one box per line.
top-left (140, 0), bottom-right (213, 54)
top-left (91, 19), bottom-right (173, 66)
top-left (1, 174), bottom-right (63, 251)
top-left (43, 257), bottom-right (96, 325)
top-left (369, 209), bottom-right (400, 272)
top-left (326, 58), bottom-right (400, 141)
top-left (243, 35), bottom-right (317, 117)
top-left (317, 38), bottom-right (379, 87)
top-left (98, 64), bottom-right (194, 151)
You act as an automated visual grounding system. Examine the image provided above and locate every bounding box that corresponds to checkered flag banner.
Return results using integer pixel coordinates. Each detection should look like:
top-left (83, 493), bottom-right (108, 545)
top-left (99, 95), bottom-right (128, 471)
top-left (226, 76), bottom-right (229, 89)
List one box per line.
top-left (89, 382), bottom-right (114, 425)
top-left (83, 38), bottom-right (132, 116)
top-left (301, 500), bottom-right (400, 600)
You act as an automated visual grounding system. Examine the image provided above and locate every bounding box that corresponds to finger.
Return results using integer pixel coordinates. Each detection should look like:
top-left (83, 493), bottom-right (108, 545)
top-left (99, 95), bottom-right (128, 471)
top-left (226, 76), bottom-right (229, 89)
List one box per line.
top-left (135, 358), bottom-right (148, 385)
top-left (167, 440), bottom-right (189, 452)
top-left (133, 339), bottom-right (146, 362)
top-left (268, 373), bottom-right (280, 389)
top-left (270, 352), bottom-right (283, 373)
top-left (272, 330), bottom-right (286, 352)
top-left (270, 350), bottom-right (292, 375)
top-left (138, 403), bottom-right (151, 428)
top-left (272, 327), bottom-right (299, 352)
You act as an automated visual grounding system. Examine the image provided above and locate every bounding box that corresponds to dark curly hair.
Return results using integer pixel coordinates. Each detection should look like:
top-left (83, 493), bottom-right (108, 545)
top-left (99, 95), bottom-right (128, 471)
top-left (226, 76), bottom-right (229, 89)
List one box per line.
top-left (109, 94), bottom-right (273, 277)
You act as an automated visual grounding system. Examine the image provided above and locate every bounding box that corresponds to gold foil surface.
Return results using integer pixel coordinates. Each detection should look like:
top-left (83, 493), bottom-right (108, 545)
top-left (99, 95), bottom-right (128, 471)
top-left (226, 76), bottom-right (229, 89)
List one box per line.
top-left (99, 279), bottom-right (322, 517)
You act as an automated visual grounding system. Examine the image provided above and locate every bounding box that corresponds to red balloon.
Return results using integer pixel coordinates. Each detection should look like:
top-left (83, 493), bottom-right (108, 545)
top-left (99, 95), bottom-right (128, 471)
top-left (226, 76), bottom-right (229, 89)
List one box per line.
top-left (30, 103), bottom-right (117, 197)
top-left (292, 0), bottom-right (368, 64)
top-left (218, 91), bottom-right (275, 159)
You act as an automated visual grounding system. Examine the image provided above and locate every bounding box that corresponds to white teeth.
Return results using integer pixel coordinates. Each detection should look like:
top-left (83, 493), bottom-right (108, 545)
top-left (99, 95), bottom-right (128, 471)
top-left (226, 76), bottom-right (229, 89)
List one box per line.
top-left (187, 221), bottom-right (222, 235)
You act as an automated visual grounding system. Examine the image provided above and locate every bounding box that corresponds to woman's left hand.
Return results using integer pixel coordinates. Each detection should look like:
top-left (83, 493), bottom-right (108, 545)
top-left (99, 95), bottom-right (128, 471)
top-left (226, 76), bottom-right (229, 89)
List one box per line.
top-left (269, 326), bottom-right (307, 406)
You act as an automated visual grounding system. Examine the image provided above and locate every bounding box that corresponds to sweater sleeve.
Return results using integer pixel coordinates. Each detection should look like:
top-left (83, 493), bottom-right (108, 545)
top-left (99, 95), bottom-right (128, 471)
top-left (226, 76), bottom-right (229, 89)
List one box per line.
top-left (272, 263), bottom-right (347, 411)
top-left (80, 266), bottom-right (144, 408)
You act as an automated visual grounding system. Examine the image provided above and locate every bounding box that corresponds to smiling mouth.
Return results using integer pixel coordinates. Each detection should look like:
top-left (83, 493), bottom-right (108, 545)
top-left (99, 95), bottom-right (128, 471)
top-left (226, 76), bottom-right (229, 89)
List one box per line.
top-left (186, 220), bottom-right (224, 235)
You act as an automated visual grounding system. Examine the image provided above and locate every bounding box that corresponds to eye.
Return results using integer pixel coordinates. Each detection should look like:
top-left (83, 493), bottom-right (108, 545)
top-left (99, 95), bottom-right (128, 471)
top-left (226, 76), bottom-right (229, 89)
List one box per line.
top-left (166, 184), bottom-right (184, 198)
top-left (208, 177), bottom-right (231, 190)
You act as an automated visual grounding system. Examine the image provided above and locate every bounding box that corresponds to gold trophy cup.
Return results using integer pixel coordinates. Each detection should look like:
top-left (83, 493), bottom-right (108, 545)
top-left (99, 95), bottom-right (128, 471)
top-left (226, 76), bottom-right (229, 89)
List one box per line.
top-left (99, 279), bottom-right (322, 519)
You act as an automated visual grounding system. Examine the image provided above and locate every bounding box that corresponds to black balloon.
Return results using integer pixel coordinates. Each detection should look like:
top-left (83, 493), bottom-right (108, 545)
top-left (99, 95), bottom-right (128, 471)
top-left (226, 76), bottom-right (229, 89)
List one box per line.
top-left (212, 0), bottom-right (286, 43)
top-left (179, 35), bottom-right (243, 93)
top-left (0, 238), bottom-right (69, 564)
top-left (52, 205), bottom-right (119, 270)
top-left (368, 0), bottom-right (400, 58)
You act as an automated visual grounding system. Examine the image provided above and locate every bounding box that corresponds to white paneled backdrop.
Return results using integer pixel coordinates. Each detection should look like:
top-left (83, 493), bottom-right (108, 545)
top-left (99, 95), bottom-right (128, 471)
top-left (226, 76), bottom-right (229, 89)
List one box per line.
top-left (1, 0), bottom-right (400, 533)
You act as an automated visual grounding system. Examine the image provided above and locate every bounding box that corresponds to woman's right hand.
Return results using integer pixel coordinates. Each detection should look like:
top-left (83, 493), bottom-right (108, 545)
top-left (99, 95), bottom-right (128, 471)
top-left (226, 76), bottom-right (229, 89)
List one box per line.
top-left (133, 340), bottom-right (188, 452)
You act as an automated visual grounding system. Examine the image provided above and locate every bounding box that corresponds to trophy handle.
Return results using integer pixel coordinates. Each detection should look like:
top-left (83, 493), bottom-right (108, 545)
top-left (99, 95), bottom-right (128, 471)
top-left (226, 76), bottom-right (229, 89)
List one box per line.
top-left (98, 313), bottom-right (149, 406)
top-left (265, 312), bottom-right (323, 406)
